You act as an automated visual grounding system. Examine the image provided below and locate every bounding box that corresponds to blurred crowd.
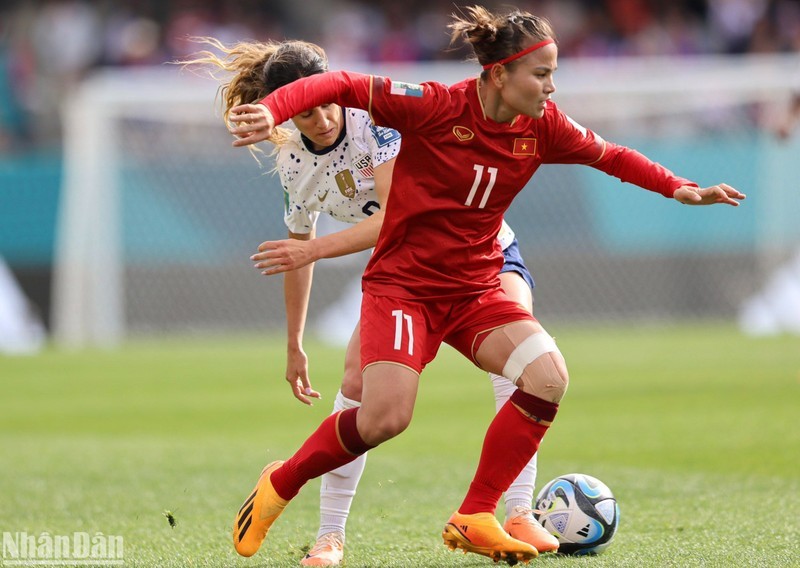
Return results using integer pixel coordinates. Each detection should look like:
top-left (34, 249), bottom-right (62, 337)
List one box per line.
top-left (1, 0), bottom-right (799, 150)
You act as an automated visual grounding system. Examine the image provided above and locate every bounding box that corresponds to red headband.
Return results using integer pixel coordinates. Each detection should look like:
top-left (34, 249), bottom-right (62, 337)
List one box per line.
top-left (482, 38), bottom-right (555, 70)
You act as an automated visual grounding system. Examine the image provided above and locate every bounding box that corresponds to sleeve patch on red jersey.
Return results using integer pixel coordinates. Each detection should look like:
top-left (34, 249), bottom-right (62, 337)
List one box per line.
top-left (389, 81), bottom-right (423, 97)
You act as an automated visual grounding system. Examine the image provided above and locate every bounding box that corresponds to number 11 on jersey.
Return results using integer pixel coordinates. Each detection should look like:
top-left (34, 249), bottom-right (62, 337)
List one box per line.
top-left (465, 164), bottom-right (498, 208)
top-left (392, 309), bottom-right (414, 356)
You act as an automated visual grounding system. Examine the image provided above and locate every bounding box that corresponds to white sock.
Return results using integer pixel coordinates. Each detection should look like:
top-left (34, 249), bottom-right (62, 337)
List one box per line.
top-left (318, 390), bottom-right (367, 540)
top-left (489, 373), bottom-right (538, 520)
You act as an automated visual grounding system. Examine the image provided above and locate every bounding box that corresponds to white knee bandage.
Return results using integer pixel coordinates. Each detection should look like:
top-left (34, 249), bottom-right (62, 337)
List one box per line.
top-left (333, 389), bottom-right (361, 412)
top-left (502, 332), bottom-right (559, 382)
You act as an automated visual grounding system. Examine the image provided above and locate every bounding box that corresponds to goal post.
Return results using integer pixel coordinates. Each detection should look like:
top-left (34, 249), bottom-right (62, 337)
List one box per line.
top-left (52, 55), bottom-right (800, 348)
top-left (53, 69), bottom-right (226, 348)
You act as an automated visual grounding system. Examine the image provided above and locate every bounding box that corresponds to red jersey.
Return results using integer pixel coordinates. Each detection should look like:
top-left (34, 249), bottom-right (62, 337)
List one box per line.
top-left (261, 72), bottom-right (697, 300)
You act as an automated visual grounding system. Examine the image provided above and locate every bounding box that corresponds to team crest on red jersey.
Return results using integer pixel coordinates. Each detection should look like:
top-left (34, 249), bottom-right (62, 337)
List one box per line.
top-left (513, 138), bottom-right (537, 155)
top-left (453, 126), bottom-right (474, 142)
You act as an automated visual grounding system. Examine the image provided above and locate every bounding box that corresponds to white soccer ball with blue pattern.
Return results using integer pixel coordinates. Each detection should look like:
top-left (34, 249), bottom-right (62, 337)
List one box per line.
top-left (534, 473), bottom-right (620, 555)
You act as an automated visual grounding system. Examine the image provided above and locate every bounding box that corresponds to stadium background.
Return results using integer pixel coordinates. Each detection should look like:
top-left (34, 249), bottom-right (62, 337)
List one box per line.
top-left (1, 0), bottom-right (799, 344)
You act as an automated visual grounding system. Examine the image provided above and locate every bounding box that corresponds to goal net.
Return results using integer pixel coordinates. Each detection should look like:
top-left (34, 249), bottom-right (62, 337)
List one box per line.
top-left (52, 55), bottom-right (800, 347)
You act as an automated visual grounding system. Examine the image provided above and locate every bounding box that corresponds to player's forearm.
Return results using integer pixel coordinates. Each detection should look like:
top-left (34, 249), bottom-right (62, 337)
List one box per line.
top-left (311, 212), bottom-right (383, 260)
top-left (284, 263), bottom-right (314, 350)
top-left (260, 71), bottom-right (373, 125)
top-left (595, 143), bottom-right (697, 198)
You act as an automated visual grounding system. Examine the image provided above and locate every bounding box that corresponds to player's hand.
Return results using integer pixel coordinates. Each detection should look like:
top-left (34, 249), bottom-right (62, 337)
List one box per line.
top-left (286, 347), bottom-right (321, 405)
top-left (673, 184), bottom-right (746, 207)
top-left (228, 103), bottom-right (275, 147)
top-left (252, 239), bottom-right (319, 275)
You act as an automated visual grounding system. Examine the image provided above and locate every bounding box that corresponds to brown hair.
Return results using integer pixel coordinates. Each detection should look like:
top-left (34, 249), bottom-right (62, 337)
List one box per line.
top-left (449, 5), bottom-right (555, 77)
top-left (181, 37), bottom-right (328, 146)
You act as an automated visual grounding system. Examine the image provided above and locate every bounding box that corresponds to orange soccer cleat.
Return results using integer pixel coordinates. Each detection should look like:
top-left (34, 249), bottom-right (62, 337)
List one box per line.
top-left (300, 531), bottom-right (345, 566)
top-left (503, 506), bottom-right (559, 553)
top-left (442, 511), bottom-right (538, 565)
top-left (233, 461), bottom-right (290, 557)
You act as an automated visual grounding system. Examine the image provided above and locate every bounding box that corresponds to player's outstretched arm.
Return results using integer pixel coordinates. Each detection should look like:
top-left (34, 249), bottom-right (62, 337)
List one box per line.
top-left (253, 214), bottom-right (383, 275)
top-left (673, 184), bottom-right (746, 206)
top-left (283, 230), bottom-right (321, 406)
top-left (229, 103), bottom-right (275, 146)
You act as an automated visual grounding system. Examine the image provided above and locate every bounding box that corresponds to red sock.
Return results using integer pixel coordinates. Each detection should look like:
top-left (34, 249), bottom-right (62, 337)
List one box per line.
top-left (270, 407), bottom-right (372, 500)
top-left (459, 390), bottom-right (559, 515)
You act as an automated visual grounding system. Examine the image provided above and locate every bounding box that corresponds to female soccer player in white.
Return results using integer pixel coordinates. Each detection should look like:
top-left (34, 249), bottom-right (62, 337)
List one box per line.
top-left (226, 5), bottom-right (744, 563)
top-left (186, 38), bottom-right (557, 566)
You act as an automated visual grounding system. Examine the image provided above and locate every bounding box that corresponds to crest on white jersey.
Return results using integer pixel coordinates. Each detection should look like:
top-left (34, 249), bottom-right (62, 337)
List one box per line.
top-left (353, 153), bottom-right (374, 178)
top-left (335, 170), bottom-right (357, 198)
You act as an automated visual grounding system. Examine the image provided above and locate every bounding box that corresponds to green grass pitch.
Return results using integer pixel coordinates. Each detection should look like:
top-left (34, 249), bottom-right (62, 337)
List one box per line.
top-left (2, 323), bottom-right (798, 567)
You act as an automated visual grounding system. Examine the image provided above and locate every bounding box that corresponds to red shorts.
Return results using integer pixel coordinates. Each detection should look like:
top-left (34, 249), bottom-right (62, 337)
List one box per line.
top-left (360, 288), bottom-right (535, 374)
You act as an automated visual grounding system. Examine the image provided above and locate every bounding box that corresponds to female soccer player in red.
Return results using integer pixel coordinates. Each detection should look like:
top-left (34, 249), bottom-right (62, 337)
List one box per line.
top-left (227, 5), bottom-right (745, 564)
top-left (186, 36), bottom-right (556, 565)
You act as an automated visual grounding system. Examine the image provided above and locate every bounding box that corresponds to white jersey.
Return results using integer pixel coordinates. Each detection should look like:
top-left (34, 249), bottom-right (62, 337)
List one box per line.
top-left (276, 107), bottom-right (516, 249)
top-left (277, 108), bottom-right (401, 234)
top-left (496, 219), bottom-right (515, 251)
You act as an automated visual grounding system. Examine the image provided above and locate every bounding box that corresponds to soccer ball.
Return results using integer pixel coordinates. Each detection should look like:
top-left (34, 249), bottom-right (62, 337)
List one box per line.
top-left (534, 473), bottom-right (620, 555)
